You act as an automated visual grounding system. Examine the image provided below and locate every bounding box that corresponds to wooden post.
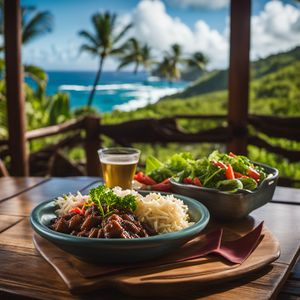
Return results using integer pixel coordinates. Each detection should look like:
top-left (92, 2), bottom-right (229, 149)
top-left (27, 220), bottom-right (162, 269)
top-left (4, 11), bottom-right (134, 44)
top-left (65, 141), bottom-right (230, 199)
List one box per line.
top-left (84, 116), bottom-right (101, 176)
top-left (4, 0), bottom-right (28, 175)
top-left (227, 0), bottom-right (251, 155)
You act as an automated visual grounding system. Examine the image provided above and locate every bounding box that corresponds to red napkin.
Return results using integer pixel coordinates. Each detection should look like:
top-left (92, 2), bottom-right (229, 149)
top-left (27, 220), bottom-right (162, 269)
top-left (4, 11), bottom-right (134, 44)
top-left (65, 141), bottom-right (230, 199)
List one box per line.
top-left (68, 222), bottom-right (264, 279)
top-left (175, 221), bottom-right (264, 265)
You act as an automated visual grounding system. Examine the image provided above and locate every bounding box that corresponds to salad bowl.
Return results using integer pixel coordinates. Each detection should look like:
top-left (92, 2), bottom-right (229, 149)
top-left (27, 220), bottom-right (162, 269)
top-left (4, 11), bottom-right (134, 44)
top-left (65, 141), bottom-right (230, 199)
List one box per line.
top-left (30, 191), bottom-right (210, 264)
top-left (170, 162), bottom-right (278, 220)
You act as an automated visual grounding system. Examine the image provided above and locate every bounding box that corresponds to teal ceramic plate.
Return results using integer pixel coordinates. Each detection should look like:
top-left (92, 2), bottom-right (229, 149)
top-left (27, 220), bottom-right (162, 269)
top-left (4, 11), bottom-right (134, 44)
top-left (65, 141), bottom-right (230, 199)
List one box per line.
top-left (30, 191), bottom-right (210, 263)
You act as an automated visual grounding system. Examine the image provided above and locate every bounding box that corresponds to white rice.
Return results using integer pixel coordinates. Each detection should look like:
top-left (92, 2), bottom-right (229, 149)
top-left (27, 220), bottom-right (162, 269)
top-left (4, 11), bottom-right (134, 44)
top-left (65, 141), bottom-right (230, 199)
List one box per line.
top-left (55, 191), bottom-right (90, 216)
top-left (135, 192), bottom-right (194, 234)
top-left (54, 187), bottom-right (193, 234)
top-left (112, 186), bottom-right (142, 200)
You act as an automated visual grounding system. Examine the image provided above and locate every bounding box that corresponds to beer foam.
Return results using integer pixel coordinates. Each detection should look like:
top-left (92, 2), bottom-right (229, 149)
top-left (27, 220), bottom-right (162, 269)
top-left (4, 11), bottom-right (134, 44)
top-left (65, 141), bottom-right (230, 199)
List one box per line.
top-left (100, 155), bottom-right (138, 165)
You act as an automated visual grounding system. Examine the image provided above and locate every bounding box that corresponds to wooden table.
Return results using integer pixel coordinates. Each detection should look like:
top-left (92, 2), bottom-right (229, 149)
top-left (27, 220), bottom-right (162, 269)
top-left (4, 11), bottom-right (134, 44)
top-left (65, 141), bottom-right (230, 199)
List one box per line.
top-left (0, 177), bottom-right (299, 299)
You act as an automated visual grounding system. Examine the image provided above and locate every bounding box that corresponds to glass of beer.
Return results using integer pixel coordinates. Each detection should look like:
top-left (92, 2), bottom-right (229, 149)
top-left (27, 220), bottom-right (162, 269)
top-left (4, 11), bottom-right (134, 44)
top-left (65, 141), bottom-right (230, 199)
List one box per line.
top-left (98, 147), bottom-right (140, 189)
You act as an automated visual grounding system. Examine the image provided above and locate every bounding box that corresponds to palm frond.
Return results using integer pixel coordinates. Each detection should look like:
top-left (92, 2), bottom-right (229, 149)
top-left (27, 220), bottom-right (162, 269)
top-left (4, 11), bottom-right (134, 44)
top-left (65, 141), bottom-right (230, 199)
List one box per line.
top-left (22, 10), bottom-right (53, 44)
top-left (117, 58), bottom-right (133, 70)
top-left (171, 43), bottom-right (182, 60)
top-left (187, 51), bottom-right (208, 70)
top-left (79, 44), bottom-right (98, 56)
top-left (110, 46), bottom-right (125, 56)
top-left (78, 30), bottom-right (99, 48)
top-left (114, 23), bottom-right (132, 44)
top-left (24, 64), bottom-right (48, 89)
top-left (92, 12), bottom-right (114, 51)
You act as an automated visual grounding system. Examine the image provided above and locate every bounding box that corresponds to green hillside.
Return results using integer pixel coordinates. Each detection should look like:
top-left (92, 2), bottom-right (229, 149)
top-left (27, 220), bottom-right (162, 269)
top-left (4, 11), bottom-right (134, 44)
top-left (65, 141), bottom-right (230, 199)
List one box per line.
top-left (106, 53), bottom-right (300, 121)
top-left (104, 47), bottom-right (300, 183)
top-left (174, 46), bottom-right (300, 98)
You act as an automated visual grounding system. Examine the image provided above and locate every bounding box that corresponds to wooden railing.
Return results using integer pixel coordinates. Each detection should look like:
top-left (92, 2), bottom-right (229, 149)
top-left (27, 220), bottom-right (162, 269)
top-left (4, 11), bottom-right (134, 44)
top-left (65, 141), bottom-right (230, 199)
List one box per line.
top-left (0, 114), bottom-right (300, 186)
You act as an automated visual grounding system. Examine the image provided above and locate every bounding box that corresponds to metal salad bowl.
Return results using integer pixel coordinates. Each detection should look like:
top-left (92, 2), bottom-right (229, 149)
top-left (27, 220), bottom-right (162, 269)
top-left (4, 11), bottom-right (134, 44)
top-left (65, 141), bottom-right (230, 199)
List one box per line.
top-left (170, 162), bottom-right (279, 221)
top-left (30, 191), bottom-right (210, 264)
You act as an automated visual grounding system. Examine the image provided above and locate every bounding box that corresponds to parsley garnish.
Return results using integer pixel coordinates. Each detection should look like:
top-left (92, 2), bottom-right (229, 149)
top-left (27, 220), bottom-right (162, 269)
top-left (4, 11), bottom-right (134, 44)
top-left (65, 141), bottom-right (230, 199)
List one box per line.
top-left (88, 185), bottom-right (137, 218)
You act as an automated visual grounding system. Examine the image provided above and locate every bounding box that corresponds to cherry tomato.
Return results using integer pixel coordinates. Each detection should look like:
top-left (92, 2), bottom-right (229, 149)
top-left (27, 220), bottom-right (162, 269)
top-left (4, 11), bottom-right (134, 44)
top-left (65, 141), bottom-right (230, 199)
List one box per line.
top-left (193, 177), bottom-right (202, 186)
top-left (183, 177), bottom-right (193, 184)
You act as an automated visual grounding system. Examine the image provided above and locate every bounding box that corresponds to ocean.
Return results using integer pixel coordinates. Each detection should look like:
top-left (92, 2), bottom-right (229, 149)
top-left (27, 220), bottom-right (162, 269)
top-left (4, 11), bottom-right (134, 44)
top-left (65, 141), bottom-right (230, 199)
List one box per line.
top-left (43, 71), bottom-right (187, 113)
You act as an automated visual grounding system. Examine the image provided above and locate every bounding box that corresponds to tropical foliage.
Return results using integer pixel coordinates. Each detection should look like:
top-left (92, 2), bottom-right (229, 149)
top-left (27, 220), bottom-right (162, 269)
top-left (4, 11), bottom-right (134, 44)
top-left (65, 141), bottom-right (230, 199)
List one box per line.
top-left (21, 6), bottom-right (53, 45)
top-left (79, 11), bottom-right (132, 107)
top-left (0, 3), bottom-right (71, 139)
top-left (118, 38), bottom-right (154, 73)
top-left (156, 44), bottom-right (207, 84)
top-left (79, 12), bottom-right (207, 107)
top-left (101, 46), bottom-right (300, 183)
top-left (0, 4), bottom-right (299, 184)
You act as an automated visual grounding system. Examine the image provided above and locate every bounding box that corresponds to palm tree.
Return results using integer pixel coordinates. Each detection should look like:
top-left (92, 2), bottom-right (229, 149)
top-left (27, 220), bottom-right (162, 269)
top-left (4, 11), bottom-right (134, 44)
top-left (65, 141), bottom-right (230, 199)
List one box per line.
top-left (168, 43), bottom-right (183, 80)
top-left (157, 56), bottom-right (174, 85)
top-left (0, 4), bottom-right (52, 89)
top-left (79, 12), bottom-right (132, 107)
top-left (157, 43), bottom-right (183, 84)
top-left (187, 51), bottom-right (208, 71)
top-left (157, 45), bottom-right (208, 84)
top-left (21, 6), bottom-right (53, 45)
top-left (118, 38), bottom-right (154, 74)
top-left (0, 3), bottom-right (53, 49)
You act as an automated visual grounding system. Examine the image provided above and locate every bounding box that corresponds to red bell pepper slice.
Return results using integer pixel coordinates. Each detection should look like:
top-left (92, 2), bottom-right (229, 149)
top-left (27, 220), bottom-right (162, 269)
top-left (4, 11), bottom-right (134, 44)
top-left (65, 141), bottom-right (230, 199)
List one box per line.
top-left (152, 179), bottom-right (171, 191)
top-left (161, 178), bottom-right (170, 184)
top-left (134, 172), bottom-right (157, 185)
top-left (234, 172), bottom-right (244, 178)
top-left (234, 172), bottom-right (249, 179)
top-left (212, 160), bottom-right (227, 169)
top-left (229, 152), bottom-right (236, 157)
top-left (225, 164), bottom-right (235, 180)
top-left (134, 172), bottom-right (145, 182)
top-left (141, 175), bottom-right (157, 185)
top-left (247, 167), bottom-right (261, 181)
top-left (69, 207), bottom-right (85, 215)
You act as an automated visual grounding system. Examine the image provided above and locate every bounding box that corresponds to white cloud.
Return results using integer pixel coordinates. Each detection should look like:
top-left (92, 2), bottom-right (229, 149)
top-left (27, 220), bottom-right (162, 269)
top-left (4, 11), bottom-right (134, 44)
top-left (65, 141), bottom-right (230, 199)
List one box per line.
top-left (128, 0), bottom-right (300, 70)
top-left (251, 1), bottom-right (300, 60)
top-left (169, 0), bottom-right (229, 10)
top-left (21, 0), bottom-right (300, 71)
top-left (130, 0), bottom-right (228, 69)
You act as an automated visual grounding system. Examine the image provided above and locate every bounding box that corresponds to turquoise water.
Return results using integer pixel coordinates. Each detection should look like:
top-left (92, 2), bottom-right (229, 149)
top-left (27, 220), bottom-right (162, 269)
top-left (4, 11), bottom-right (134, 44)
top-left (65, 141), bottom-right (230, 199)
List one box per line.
top-left (42, 71), bottom-right (187, 113)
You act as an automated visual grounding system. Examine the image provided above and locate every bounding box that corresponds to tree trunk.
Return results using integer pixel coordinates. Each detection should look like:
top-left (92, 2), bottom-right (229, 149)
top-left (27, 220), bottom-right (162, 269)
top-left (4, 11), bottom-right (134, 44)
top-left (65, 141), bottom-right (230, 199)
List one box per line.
top-left (87, 56), bottom-right (105, 107)
top-left (134, 62), bottom-right (139, 74)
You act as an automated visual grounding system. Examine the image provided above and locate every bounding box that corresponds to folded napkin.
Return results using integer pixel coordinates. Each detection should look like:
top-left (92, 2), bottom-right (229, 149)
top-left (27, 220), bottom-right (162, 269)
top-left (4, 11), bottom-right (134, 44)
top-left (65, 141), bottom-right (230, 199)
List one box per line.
top-left (33, 222), bottom-right (264, 281)
top-left (175, 221), bottom-right (264, 265)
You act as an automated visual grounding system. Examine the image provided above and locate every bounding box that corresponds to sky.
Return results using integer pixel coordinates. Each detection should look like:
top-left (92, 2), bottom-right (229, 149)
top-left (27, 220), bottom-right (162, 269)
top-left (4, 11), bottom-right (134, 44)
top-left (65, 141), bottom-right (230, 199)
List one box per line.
top-left (21, 0), bottom-right (300, 71)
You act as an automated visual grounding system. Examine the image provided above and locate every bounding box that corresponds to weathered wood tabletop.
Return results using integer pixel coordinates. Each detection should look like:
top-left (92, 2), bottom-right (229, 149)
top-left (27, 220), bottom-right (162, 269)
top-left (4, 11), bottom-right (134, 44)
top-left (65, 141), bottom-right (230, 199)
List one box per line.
top-left (0, 177), bottom-right (299, 300)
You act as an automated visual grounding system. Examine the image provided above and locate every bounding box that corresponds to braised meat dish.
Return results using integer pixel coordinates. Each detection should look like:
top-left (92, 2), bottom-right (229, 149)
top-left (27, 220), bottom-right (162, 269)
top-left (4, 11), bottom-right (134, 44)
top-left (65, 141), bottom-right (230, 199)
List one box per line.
top-left (50, 205), bottom-right (156, 239)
